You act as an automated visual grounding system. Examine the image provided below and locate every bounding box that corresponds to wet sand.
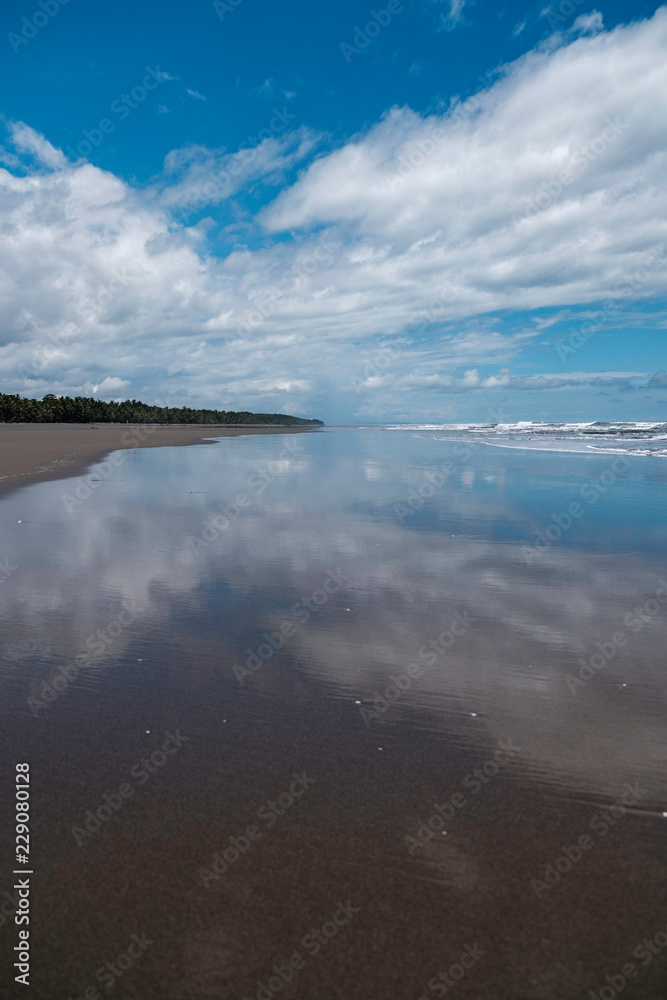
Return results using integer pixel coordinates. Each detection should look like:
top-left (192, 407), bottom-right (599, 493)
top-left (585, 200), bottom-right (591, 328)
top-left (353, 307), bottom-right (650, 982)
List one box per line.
top-left (1, 429), bottom-right (666, 999)
top-left (0, 423), bottom-right (318, 499)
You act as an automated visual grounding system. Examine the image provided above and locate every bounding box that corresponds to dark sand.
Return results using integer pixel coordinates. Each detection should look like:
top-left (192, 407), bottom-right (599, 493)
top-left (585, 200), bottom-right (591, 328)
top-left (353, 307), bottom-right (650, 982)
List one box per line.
top-left (1, 430), bottom-right (666, 999)
top-left (0, 423), bottom-right (318, 499)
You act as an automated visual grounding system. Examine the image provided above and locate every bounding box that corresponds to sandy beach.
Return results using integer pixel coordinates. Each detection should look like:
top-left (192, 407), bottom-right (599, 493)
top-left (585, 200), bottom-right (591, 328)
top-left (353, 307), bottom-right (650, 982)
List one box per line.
top-left (0, 423), bottom-right (319, 500)
top-left (0, 428), bottom-right (666, 998)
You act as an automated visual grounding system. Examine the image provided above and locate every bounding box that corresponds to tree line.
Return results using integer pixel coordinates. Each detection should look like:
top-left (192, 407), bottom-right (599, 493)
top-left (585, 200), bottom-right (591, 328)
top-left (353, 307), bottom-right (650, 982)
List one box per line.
top-left (0, 393), bottom-right (323, 426)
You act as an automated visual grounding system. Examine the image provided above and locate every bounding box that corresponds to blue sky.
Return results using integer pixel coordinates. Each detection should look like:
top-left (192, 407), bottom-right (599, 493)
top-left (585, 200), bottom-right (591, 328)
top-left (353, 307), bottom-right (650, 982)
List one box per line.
top-left (0, 0), bottom-right (665, 423)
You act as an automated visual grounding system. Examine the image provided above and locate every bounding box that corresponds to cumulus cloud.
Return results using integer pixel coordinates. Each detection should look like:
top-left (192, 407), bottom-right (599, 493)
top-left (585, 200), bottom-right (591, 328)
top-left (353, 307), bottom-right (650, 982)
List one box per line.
top-left (263, 9), bottom-right (667, 335)
top-left (92, 377), bottom-right (132, 395)
top-left (8, 122), bottom-right (67, 171)
top-left (0, 9), bottom-right (666, 421)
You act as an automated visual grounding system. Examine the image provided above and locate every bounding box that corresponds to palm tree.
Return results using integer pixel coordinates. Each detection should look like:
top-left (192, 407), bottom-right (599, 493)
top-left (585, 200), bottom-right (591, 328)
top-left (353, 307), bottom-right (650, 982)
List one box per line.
top-left (0, 392), bottom-right (323, 426)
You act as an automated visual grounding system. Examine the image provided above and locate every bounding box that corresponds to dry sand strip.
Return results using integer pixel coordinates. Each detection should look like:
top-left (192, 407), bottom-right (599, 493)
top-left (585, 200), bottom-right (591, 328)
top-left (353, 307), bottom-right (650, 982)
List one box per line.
top-left (0, 423), bottom-right (320, 500)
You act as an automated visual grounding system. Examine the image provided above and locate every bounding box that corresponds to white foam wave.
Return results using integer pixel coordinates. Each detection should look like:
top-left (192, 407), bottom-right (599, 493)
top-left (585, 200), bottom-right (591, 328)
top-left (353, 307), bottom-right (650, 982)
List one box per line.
top-left (374, 421), bottom-right (667, 458)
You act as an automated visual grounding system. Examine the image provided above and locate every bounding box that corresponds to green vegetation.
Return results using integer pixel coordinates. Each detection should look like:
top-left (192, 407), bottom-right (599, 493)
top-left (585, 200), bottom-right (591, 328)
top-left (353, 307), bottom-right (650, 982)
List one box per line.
top-left (0, 393), bottom-right (323, 426)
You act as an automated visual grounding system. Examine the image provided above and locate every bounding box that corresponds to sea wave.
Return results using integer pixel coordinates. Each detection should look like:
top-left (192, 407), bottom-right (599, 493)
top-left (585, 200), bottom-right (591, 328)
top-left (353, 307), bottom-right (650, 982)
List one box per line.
top-left (372, 422), bottom-right (667, 458)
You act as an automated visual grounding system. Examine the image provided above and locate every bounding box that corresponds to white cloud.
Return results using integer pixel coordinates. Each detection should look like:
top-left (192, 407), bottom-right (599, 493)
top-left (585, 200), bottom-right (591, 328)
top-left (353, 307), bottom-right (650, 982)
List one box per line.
top-left (0, 144), bottom-right (22, 169)
top-left (154, 128), bottom-right (318, 210)
top-left (570, 11), bottom-right (604, 36)
top-left (348, 369), bottom-right (653, 410)
top-left (9, 122), bottom-right (67, 170)
top-left (438, 0), bottom-right (466, 32)
top-left (92, 377), bottom-right (132, 395)
top-left (261, 8), bottom-right (667, 331)
top-left (0, 9), bottom-right (666, 422)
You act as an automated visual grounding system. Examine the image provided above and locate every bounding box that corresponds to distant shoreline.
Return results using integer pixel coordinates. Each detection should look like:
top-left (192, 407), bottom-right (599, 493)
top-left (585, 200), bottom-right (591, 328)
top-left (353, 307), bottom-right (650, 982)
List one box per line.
top-left (0, 422), bottom-right (320, 500)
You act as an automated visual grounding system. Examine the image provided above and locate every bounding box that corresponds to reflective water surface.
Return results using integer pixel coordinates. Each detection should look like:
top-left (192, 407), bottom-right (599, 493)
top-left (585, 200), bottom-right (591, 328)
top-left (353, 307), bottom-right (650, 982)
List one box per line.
top-left (1, 427), bottom-right (666, 999)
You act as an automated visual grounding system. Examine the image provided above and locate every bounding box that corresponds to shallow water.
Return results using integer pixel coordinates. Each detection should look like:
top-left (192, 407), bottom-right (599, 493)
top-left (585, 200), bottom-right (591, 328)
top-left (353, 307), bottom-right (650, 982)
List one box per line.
top-left (1, 428), bottom-right (666, 999)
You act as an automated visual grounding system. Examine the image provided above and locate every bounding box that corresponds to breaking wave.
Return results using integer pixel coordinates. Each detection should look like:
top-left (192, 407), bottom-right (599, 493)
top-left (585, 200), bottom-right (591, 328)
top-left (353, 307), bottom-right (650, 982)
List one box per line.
top-left (369, 422), bottom-right (667, 458)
